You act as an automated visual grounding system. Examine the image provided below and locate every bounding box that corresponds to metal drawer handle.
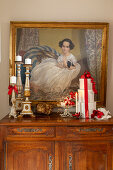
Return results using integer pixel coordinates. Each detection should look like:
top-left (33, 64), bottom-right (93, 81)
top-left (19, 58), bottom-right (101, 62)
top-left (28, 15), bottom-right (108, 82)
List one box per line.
top-left (49, 155), bottom-right (52, 170)
top-left (78, 128), bottom-right (103, 132)
top-left (17, 128), bottom-right (42, 132)
top-left (69, 155), bottom-right (72, 170)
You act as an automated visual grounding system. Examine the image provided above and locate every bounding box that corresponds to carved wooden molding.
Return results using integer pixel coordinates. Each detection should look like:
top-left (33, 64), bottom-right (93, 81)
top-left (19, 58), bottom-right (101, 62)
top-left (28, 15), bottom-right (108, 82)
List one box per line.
top-left (17, 128), bottom-right (42, 132)
top-left (7, 127), bottom-right (55, 137)
top-left (78, 128), bottom-right (103, 132)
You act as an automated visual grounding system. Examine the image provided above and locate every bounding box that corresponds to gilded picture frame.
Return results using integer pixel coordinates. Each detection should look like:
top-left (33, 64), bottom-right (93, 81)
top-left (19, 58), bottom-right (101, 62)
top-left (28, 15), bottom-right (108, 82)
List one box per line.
top-left (9, 21), bottom-right (109, 109)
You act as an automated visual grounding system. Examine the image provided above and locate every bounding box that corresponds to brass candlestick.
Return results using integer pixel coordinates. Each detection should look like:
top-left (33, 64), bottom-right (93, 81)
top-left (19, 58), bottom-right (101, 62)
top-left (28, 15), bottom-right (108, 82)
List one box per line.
top-left (15, 61), bottom-right (23, 112)
top-left (19, 64), bottom-right (35, 118)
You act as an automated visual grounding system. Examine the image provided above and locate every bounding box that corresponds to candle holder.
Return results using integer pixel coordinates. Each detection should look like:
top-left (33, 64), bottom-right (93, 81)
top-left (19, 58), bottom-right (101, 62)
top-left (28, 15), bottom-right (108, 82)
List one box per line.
top-left (60, 105), bottom-right (72, 117)
top-left (9, 84), bottom-right (17, 118)
top-left (19, 64), bottom-right (35, 118)
top-left (15, 61), bottom-right (23, 113)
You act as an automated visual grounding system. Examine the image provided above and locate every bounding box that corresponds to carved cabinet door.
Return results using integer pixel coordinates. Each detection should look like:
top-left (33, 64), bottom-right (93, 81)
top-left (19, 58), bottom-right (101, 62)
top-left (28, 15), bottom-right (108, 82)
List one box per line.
top-left (5, 141), bottom-right (54, 170)
top-left (57, 142), bottom-right (111, 170)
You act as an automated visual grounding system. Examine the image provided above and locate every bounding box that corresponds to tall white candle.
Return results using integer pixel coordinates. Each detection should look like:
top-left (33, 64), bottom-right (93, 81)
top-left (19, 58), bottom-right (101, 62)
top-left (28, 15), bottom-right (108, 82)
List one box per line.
top-left (76, 92), bottom-right (78, 113)
top-left (15, 55), bottom-right (22, 61)
top-left (25, 58), bottom-right (31, 64)
top-left (10, 76), bottom-right (16, 84)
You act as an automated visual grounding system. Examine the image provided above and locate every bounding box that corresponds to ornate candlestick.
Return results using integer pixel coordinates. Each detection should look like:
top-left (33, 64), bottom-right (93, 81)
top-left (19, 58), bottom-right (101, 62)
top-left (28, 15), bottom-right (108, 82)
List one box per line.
top-left (60, 102), bottom-right (72, 117)
top-left (9, 76), bottom-right (18, 118)
top-left (60, 105), bottom-right (72, 117)
top-left (15, 61), bottom-right (23, 112)
top-left (19, 60), bottom-right (35, 118)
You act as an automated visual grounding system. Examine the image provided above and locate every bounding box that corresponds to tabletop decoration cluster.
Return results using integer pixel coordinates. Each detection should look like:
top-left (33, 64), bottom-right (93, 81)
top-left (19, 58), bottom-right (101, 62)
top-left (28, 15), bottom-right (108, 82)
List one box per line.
top-left (60, 91), bottom-right (77, 117)
top-left (8, 55), bottom-right (35, 118)
top-left (60, 71), bottom-right (111, 120)
top-left (8, 55), bottom-right (111, 120)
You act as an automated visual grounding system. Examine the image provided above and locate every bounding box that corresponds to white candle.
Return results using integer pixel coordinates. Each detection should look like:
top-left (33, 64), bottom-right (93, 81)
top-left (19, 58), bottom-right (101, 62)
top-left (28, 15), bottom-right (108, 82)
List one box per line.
top-left (61, 102), bottom-right (65, 107)
top-left (76, 92), bottom-right (78, 113)
top-left (25, 58), bottom-right (31, 64)
top-left (10, 76), bottom-right (16, 84)
top-left (15, 55), bottom-right (22, 61)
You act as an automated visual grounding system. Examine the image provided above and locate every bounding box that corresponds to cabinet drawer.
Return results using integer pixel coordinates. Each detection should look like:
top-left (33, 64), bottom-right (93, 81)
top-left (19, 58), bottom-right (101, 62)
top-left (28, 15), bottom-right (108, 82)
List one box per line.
top-left (7, 127), bottom-right (55, 137)
top-left (56, 126), bottom-right (113, 139)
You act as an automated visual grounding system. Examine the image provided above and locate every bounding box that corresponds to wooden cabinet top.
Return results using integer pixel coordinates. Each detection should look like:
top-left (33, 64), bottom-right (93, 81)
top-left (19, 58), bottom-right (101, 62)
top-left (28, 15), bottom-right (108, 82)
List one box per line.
top-left (0, 113), bottom-right (113, 126)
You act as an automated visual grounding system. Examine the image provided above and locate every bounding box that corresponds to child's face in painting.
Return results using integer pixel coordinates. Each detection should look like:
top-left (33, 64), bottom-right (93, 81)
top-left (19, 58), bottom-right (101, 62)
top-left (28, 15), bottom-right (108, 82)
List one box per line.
top-left (62, 41), bottom-right (70, 55)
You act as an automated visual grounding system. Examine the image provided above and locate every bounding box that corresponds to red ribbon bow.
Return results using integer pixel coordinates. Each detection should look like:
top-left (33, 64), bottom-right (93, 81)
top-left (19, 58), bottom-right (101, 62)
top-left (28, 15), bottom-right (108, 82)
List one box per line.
top-left (91, 110), bottom-right (104, 119)
top-left (81, 71), bottom-right (97, 94)
top-left (72, 112), bottom-right (80, 118)
top-left (8, 85), bottom-right (18, 95)
top-left (69, 91), bottom-right (76, 99)
top-left (64, 97), bottom-right (75, 106)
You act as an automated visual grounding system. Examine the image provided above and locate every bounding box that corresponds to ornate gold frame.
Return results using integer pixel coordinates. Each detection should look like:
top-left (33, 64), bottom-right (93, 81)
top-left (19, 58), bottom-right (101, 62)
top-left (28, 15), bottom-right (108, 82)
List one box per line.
top-left (9, 21), bottom-right (109, 108)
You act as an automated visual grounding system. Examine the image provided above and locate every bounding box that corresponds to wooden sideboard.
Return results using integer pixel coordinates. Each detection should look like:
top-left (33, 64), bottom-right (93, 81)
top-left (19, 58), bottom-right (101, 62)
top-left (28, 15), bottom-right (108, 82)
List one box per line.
top-left (0, 113), bottom-right (113, 170)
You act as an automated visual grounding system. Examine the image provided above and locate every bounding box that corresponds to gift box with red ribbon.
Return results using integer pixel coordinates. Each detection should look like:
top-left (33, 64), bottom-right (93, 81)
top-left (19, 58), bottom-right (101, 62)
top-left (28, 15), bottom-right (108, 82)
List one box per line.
top-left (77, 71), bottom-right (97, 119)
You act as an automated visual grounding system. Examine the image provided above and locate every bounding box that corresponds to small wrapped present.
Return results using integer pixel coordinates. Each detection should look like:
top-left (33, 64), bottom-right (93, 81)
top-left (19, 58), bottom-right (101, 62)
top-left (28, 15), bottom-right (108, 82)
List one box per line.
top-left (78, 89), bottom-right (94, 103)
top-left (79, 79), bottom-right (92, 90)
top-left (78, 102), bottom-right (96, 118)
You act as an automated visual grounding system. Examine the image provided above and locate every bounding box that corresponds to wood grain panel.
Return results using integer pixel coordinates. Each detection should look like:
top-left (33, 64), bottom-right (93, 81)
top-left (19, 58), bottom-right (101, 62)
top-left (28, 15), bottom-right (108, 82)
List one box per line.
top-left (6, 141), bottom-right (55, 170)
top-left (56, 126), bottom-right (113, 140)
top-left (61, 142), bottom-right (108, 170)
top-left (1, 115), bottom-right (113, 169)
